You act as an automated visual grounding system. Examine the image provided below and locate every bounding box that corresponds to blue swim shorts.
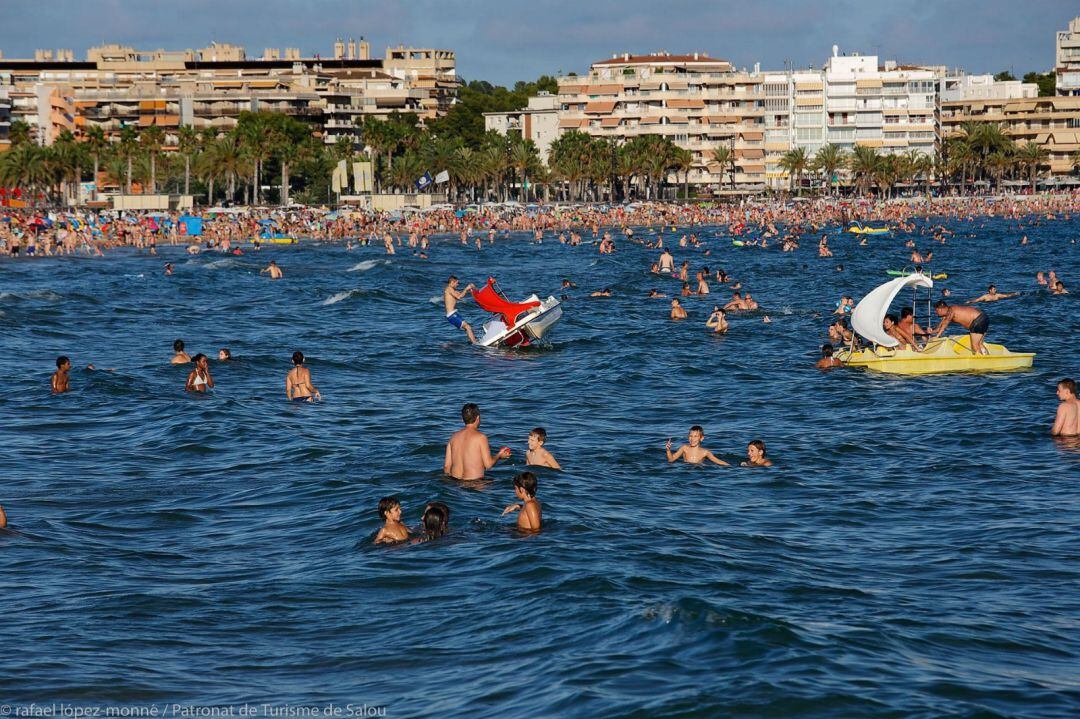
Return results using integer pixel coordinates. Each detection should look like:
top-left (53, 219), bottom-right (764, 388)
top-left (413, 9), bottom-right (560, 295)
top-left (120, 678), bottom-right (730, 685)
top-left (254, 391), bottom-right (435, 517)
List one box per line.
top-left (447, 312), bottom-right (465, 329)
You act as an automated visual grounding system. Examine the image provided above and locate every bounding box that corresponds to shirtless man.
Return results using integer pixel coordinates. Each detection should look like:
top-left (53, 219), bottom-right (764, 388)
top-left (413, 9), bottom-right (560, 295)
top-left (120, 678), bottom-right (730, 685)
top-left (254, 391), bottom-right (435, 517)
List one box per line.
top-left (286, 350), bottom-right (321, 402)
top-left (931, 300), bottom-right (990, 355)
top-left (743, 293), bottom-right (759, 311)
top-left (706, 306), bottom-right (728, 333)
top-left (260, 260), bottom-right (283, 279)
top-left (444, 276), bottom-right (477, 344)
top-left (666, 425), bottom-right (729, 465)
top-left (52, 356), bottom-right (71, 393)
top-left (883, 314), bottom-right (918, 349)
top-left (444, 403), bottom-right (510, 480)
top-left (724, 292), bottom-right (747, 311)
top-left (816, 343), bottom-right (841, 369)
top-left (969, 285), bottom-right (1019, 303)
top-left (658, 248), bottom-right (675, 273)
top-left (1051, 378), bottom-right (1080, 436)
top-left (670, 298), bottom-right (688, 320)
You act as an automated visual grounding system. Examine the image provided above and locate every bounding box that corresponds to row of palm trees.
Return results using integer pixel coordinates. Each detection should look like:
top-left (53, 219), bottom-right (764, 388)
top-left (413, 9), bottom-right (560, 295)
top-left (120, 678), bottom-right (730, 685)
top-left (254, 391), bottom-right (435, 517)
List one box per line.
top-left (774, 122), bottom-right (1064, 198)
top-left (1, 114), bottom-right (1074, 206)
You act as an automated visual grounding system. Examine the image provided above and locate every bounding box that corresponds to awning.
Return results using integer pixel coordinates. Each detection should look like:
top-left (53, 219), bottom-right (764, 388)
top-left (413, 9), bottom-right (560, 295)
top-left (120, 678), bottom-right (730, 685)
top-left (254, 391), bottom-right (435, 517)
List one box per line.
top-left (739, 130), bottom-right (764, 141)
top-left (586, 84), bottom-right (621, 95)
top-left (667, 98), bottom-right (705, 109)
top-left (584, 101), bottom-right (617, 113)
top-left (558, 118), bottom-right (586, 129)
top-left (856, 79), bottom-right (883, 89)
top-left (601, 117), bottom-right (620, 127)
top-left (640, 116), bottom-right (662, 125)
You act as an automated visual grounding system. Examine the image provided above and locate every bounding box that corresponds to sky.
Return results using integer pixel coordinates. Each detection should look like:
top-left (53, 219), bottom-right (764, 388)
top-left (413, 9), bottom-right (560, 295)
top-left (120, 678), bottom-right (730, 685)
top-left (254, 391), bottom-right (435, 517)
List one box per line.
top-left (0, 0), bottom-right (1073, 85)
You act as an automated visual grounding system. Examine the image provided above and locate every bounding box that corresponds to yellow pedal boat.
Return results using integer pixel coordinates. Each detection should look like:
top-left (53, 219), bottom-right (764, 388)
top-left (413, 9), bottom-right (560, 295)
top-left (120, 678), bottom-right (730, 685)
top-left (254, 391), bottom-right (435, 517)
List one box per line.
top-left (838, 273), bottom-right (1034, 375)
top-left (836, 335), bottom-right (1035, 374)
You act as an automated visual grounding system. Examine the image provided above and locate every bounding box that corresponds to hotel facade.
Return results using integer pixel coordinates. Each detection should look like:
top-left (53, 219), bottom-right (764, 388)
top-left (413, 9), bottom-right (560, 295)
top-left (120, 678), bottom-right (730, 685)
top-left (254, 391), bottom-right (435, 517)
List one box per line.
top-left (0, 40), bottom-right (459, 148)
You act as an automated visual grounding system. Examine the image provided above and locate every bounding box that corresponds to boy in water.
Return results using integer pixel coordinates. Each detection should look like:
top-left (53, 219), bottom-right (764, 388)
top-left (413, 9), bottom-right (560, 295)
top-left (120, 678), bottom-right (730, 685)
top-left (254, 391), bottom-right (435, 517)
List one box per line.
top-left (1051, 378), bottom-right (1080, 436)
top-left (374, 496), bottom-right (410, 544)
top-left (670, 298), bottom-right (688, 320)
top-left (666, 426), bottom-right (729, 465)
top-left (526, 428), bottom-right (562, 469)
top-left (52, 356), bottom-right (71, 393)
top-left (502, 472), bottom-right (542, 531)
top-left (0, 504), bottom-right (7, 529)
top-left (816, 344), bottom-right (841, 369)
top-left (741, 440), bottom-right (773, 467)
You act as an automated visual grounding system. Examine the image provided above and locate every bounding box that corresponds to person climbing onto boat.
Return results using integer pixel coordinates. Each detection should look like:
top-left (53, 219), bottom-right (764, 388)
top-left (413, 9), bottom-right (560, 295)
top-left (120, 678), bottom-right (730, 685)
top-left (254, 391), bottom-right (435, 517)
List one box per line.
top-left (883, 314), bottom-right (918, 350)
top-left (931, 300), bottom-right (990, 355)
top-left (443, 276), bottom-right (477, 344)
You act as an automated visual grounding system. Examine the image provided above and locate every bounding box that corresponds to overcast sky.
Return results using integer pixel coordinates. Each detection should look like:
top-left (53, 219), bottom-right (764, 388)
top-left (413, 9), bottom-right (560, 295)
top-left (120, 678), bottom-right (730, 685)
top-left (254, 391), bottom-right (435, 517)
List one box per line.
top-left (0, 0), bottom-right (1073, 84)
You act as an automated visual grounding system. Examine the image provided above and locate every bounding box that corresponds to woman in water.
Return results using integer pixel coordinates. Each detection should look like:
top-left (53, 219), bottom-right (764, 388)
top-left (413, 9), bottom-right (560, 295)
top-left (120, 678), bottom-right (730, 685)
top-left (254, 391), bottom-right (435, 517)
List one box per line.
top-left (185, 353), bottom-right (214, 393)
top-left (286, 351), bottom-right (321, 402)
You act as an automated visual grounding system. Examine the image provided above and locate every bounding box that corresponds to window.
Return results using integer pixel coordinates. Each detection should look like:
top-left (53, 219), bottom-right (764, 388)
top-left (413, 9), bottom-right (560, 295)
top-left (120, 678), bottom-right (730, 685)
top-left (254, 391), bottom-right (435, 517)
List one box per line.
top-left (795, 127), bottom-right (822, 141)
top-left (1068, 118), bottom-right (1080, 128)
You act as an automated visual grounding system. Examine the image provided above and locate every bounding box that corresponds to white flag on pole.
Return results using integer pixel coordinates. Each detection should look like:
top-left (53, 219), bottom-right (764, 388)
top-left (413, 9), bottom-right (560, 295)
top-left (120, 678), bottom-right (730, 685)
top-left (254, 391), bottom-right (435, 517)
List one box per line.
top-left (434, 170), bottom-right (450, 185)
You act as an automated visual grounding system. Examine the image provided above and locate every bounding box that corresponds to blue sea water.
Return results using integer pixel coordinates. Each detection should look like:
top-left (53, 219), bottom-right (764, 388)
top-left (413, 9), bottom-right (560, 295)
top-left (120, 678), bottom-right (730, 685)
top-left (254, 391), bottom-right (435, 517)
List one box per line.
top-left (0, 216), bottom-right (1078, 718)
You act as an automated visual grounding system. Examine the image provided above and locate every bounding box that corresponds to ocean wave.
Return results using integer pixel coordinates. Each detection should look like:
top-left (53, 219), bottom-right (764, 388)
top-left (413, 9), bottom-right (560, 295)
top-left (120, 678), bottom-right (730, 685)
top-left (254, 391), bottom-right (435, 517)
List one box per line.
top-left (347, 259), bottom-right (387, 272)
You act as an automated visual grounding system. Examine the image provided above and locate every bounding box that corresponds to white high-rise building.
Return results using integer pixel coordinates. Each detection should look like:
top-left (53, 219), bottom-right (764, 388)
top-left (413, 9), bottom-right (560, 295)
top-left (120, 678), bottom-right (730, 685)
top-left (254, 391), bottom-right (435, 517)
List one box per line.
top-left (1056, 16), bottom-right (1080, 96)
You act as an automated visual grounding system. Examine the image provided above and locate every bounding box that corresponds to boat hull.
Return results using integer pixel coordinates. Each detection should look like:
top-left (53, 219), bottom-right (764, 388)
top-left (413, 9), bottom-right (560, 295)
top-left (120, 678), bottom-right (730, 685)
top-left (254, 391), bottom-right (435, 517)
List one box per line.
top-left (836, 335), bottom-right (1034, 375)
top-left (477, 295), bottom-right (563, 348)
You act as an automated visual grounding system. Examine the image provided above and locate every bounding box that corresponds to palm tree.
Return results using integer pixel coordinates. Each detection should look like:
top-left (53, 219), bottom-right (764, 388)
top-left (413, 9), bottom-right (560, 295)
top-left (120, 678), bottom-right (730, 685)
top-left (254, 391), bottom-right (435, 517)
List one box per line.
top-left (812, 144), bottom-right (846, 196)
top-left (0, 143), bottom-right (50, 205)
top-left (509, 139), bottom-right (539, 202)
top-left (779, 147), bottom-right (810, 195)
top-left (117, 125), bottom-right (139, 194)
top-left (177, 126), bottom-right (200, 197)
top-left (140, 124), bottom-right (165, 194)
top-left (1071, 148), bottom-right (1080, 174)
top-left (1016, 142), bottom-right (1050, 193)
top-left (238, 113), bottom-right (274, 205)
top-left (84, 125), bottom-right (109, 196)
top-left (671, 146), bottom-right (693, 200)
top-left (8, 120), bottom-right (33, 147)
top-left (848, 145), bottom-right (881, 197)
top-left (710, 145), bottom-right (733, 192)
top-left (206, 133), bottom-right (246, 203)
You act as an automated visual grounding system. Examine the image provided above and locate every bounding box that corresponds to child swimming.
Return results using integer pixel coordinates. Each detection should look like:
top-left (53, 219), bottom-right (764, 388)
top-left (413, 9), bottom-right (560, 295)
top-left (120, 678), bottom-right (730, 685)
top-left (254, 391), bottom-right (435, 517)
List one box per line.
top-left (526, 428), bottom-right (561, 469)
top-left (502, 472), bottom-right (542, 531)
top-left (666, 426), bottom-right (729, 465)
top-left (741, 440), bottom-right (774, 467)
top-left (374, 496), bottom-right (410, 544)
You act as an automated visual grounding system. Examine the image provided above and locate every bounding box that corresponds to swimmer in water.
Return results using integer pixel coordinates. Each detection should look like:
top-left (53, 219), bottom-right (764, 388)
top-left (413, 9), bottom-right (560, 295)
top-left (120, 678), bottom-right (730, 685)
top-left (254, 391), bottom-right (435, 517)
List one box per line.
top-left (666, 425), bottom-right (729, 465)
top-left (647, 289), bottom-right (667, 299)
top-left (218, 348), bottom-right (232, 361)
top-left (1051, 378), bottom-right (1080, 436)
top-left (185, 353), bottom-right (214, 393)
top-left (374, 496), bottom-right (410, 544)
top-left (706, 306), bottom-right (728, 333)
top-left (502, 471), bottom-right (542, 531)
top-left (260, 260), bottom-right (283, 279)
top-left (526, 427), bottom-right (561, 469)
top-left (670, 298), bottom-right (688, 320)
top-left (969, 284), bottom-right (1019, 303)
top-left (0, 504), bottom-right (6, 529)
top-left (171, 339), bottom-right (191, 364)
top-left (444, 276), bottom-right (477, 344)
top-left (286, 350), bottom-right (321, 402)
top-left (164, 263), bottom-right (173, 276)
top-left (52, 355), bottom-right (71, 393)
top-left (816, 343), bottom-right (842, 369)
top-left (741, 439), bottom-right (773, 467)
top-left (590, 288), bottom-right (612, 297)
top-left (416, 503), bottom-right (449, 542)
top-left (444, 402), bottom-right (510, 481)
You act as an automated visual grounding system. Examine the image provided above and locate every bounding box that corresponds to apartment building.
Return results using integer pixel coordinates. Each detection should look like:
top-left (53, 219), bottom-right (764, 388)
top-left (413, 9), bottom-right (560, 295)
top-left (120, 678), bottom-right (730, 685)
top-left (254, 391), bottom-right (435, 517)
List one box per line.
top-left (483, 92), bottom-right (560, 162)
top-left (555, 52), bottom-right (766, 190)
top-left (0, 41), bottom-right (458, 147)
top-left (0, 84), bottom-right (11, 148)
top-left (940, 74), bottom-right (1038, 103)
top-left (940, 94), bottom-right (1080, 175)
top-left (1056, 16), bottom-right (1080, 96)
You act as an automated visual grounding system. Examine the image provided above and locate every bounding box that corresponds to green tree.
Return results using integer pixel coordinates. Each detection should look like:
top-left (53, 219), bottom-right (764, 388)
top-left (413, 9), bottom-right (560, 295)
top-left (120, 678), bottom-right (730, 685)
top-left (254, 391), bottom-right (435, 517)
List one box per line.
top-left (1016, 141), bottom-right (1050, 193)
top-left (710, 144), bottom-right (734, 192)
top-left (1022, 71), bottom-right (1056, 97)
top-left (177, 125), bottom-right (200, 197)
top-left (848, 145), bottom-right (881, 197)
top-left (84, 125), bottom-right (109, 195)
top-left (779, 147), bottom-right (810, 195)
top-left (8, 120), bottom-right (34, 147)
top-left (993, 71), bottom-right (1017, 82)
top-left (140, 124), bottom-right (165, 194)
top-left (812, 144), bottom-right (847, 196)
top-left (117, 125), bottom-right (139, 194)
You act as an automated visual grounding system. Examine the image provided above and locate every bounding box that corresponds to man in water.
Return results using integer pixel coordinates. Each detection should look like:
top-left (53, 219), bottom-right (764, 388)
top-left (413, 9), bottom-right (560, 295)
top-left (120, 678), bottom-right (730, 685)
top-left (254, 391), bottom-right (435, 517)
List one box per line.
top-left (666, 425), bottom-right (729, 465)
top-left (444, 403), bottom-right (510, 480)
top-left (443, 276), bottom-right (477, 344)
top-left (1051, 378), bottom-right (1080, 436)
top-left (670, 298), bottom-right (688, 320)
top-left (931, 300), bottom-right (990, 355)
top-left (969, 284), bottom-right (1019, 303)
top-left (658, 248), bottom-right (675, 273)
top-left (260, 260), bottom-right (283, 279)
top-left (52, 356), bottom-right (71, 393)
top-left (816, 344), bottom-right (841, 369)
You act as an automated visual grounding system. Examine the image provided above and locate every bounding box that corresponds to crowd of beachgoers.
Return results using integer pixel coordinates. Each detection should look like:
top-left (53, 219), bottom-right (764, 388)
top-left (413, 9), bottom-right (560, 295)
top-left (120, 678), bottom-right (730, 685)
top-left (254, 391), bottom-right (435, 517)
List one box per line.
top-left (1, 192), bottom-right (1079, 256)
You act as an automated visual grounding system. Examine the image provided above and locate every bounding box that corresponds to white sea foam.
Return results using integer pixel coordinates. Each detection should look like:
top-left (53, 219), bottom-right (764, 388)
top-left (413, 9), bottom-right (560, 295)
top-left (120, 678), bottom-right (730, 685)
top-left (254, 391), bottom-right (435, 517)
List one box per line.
top-left (348, 259), bottom-right (384, 272)
top-left (322, 290), bottom-right (355, 306)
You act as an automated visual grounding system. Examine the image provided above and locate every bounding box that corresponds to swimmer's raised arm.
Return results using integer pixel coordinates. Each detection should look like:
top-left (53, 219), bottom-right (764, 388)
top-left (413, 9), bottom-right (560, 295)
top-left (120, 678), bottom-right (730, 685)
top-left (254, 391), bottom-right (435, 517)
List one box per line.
top-left (501, 503), bottom-right (521, 516)
top-left (665, 438), bottom-right (683, 462)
